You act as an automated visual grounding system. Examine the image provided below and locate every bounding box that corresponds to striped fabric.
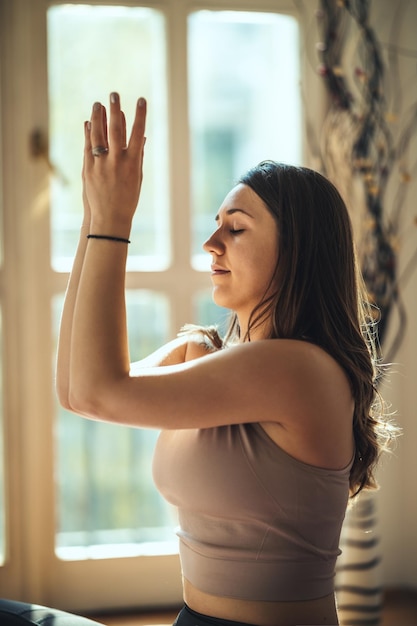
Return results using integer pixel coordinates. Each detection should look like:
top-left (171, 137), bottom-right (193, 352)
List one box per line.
top-left (335, 492), bottom-right (383, 626)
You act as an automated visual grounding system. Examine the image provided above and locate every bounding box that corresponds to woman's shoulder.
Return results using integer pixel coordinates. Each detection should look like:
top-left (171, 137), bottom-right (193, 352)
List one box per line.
top-left (184, 338), bottom-right (219, 362)
top-left (239, 337), bottom-right (346, 377)
top-left (236, 338), bottom-right (353, 421)
top-left (181, 324), bottom-right (223, 362)
top-left (270, 338), bottom-right (352, 403)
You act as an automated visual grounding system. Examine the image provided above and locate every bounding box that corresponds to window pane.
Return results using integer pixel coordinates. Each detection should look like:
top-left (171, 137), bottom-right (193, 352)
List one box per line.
top-left (53, 291), bottom-right (176, 559)
top-left (47, 5), bottom-right (169, 272)
top-left (188, 11), bottom-right (301, 263)
top-left (0, 308), bottom-right (4, 564)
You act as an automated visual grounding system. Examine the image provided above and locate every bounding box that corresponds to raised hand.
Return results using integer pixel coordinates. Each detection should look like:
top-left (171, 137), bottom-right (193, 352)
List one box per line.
top-left (83, 93), bottom-right (147, 236)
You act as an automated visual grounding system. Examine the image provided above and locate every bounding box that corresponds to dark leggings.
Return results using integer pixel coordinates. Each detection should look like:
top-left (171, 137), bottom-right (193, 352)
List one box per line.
top-left (173, 604), bottom-right (259, 626)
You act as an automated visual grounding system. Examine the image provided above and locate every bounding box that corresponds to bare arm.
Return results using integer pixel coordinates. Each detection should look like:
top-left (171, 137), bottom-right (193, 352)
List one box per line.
top-left (68, 95), bottom-right (144, 414)
top-left (56, 121), bottom-right (94, 408)
top-left (55, 225), bottom-right (89, 408)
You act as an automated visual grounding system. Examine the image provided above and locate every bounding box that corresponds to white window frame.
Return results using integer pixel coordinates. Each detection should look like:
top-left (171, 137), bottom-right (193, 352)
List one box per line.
top-left (0, 0), bottom-right (324, 611)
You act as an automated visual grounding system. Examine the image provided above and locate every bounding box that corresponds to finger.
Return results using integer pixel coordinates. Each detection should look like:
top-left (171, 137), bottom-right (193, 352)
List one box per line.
top-left (139, 138), bottom-right (146, 177)
top-left (109, 92), bottom-right (125, 149)
top-left (121, 111), bottom-right (127, 148)
top-left (127, 97), bottom-right (147, 154)
top-left (103, 105), bottom-right (108, 147)
top-left (84, 120), bottom-right (92, 151)
top-left (90, 102), bottom-right (108, 154)
top-left (83, 120), bottom-right (93, 172)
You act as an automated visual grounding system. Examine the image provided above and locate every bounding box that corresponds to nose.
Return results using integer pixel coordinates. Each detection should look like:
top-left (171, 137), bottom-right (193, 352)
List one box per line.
top-left (203, 228), bottom-right (224, 255)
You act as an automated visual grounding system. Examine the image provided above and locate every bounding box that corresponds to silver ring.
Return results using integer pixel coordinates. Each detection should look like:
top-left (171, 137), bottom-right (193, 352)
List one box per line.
top-left (92, 145), bottom-right (109, 157)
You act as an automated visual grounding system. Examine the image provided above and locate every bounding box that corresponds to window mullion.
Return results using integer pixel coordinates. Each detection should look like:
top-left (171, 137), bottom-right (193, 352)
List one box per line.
top-left (165, 1), bottom-right (195, 334)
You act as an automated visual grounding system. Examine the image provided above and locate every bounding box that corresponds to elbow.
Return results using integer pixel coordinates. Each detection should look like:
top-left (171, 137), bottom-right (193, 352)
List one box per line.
top-left (67, 369), bottom-right (131, 422)
top-left (56, 383), bottom-right (90, 416)
top-left (55, 371), bottom-right (98, 416)
top-left (56, 366), bottom-right (123, 420)
top-left (67, 387), bottom-right (100, 419)
top-left (56, 378), bottom-right (73, 412)
top-left (67, 383), bottom-right (117, 421)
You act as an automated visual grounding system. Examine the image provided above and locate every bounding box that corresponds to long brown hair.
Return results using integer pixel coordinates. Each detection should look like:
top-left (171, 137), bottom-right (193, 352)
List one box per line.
top-left (192, 161), bottom-right (397, 496)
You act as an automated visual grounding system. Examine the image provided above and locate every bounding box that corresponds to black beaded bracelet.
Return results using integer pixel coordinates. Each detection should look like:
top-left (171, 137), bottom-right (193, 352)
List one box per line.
top-left (87, 234), bottom-right (131, 244)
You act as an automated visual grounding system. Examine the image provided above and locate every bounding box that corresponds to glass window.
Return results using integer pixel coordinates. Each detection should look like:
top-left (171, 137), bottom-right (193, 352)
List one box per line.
top-left (188, 10), bottom-right (301, 265)
top-left (47, 5), bottom-right (169, 272)
top-left (53, 291), bottom-right (176, 559)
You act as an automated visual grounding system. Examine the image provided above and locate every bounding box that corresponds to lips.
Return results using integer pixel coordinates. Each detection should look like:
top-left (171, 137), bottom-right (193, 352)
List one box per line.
top-left (211, 264), bottom-right (230, 275)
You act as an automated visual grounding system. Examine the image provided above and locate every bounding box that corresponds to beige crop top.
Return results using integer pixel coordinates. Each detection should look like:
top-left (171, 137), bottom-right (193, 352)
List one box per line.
top-left (152, 423), bottom-right (352, 602)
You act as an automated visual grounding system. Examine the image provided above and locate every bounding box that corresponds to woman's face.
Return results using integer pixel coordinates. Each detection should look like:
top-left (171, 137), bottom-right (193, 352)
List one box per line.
top-left (203, 183), bottom-right (279, 333)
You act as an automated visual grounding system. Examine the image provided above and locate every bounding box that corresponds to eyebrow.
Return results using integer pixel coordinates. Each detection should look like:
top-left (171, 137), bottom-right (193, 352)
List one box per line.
top-left (215, 208), bottom-right (254, 221)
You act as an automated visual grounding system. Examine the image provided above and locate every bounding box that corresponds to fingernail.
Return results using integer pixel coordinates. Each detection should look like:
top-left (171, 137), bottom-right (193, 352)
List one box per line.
top-left (93, 101), bottom-right (101, 111)
top-left (110, 92), bottom-right (118, 104)
top-left (138, 97), bottom-right (146, 107)
top-left (86, 121), bottom-right (91, 131)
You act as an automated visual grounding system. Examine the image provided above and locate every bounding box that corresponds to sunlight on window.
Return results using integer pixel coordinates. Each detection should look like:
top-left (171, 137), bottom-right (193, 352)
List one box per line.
top-left (53, 291), bottom-right (177, 559)
top-left (188, 10), bottom-right (301, 266)
top-left (47, 5), bottom-right (169, 272)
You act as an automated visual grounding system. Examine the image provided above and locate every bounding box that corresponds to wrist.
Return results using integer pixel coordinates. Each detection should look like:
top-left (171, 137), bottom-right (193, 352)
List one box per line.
top-left (89, 219), bottom-right (132, 240)
top-left (87, 234), bottom-right (131, 244)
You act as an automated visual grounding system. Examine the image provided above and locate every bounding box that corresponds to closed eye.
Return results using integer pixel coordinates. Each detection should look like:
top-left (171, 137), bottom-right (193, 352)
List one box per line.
top-left (230, 229), bottom-right (245, 235)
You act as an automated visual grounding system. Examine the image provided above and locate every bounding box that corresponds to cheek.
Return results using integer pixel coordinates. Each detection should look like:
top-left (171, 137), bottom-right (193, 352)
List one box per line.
top-left (254, 240), bottom-right (278, 277)
top-left (241, 251), bottom-right (277, 300)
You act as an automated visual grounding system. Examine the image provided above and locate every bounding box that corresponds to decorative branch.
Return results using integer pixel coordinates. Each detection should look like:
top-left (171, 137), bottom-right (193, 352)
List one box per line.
top-left (313, 0), bottom-right (417, 359)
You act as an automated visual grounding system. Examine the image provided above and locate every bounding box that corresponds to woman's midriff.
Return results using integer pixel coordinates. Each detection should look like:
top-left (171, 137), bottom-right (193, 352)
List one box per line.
top-left (183, 578), bottom-right (339, 626)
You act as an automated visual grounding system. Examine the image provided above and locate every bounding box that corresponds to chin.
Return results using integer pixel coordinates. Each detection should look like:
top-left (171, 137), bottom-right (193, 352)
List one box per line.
top-left (211, 286), bottom-right (251, 312)
top-left (212, 293), bottom-right (240, 313)
top-left (212, 292), bottom-right (232, 310)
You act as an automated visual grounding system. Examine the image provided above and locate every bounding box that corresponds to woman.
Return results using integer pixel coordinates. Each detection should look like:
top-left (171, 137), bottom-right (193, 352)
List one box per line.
top-left (56, 93), bottom-right (392, 626)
